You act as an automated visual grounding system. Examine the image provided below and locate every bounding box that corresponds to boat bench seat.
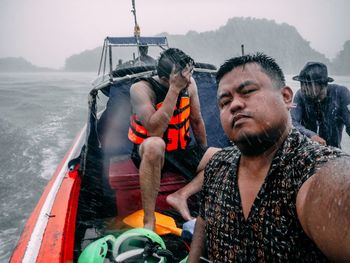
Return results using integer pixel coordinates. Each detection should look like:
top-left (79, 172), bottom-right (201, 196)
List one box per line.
top-left (109, 158), bottom-right (187, 216)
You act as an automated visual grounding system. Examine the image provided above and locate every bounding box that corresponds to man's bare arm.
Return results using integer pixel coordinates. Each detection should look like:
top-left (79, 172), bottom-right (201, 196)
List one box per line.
top-left (296, 156), bottom-right (350, 262)
top-left (130, 81), bottom-right (179, 137)
top-left (188, 78), bottom-right (207, 147)
top-left (188, 216), bottom-right (206, 263)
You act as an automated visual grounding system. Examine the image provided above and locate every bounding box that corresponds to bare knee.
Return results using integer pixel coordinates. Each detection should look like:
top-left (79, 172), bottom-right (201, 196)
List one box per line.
top-left (139, 137), bottom-right (166, 164)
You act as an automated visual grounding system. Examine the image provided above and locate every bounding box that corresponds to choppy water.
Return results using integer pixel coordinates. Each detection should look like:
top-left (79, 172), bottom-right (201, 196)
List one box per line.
top-left (0, 72), bottom-right (95, 262)
top-left (0, 72), bottom-right (349, 262)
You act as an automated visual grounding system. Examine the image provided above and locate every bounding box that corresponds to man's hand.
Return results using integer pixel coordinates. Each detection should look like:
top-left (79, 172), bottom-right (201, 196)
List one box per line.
top-left (169, 64), bottom-right (192, 93)
top-left (311, 135), bottom-right (326, 145)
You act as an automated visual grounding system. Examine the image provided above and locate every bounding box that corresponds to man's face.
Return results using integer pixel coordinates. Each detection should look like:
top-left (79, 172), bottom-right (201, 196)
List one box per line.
top-left (300, 82), bottom-right (324, 100)
top-left (217, 63), bottom-right (292, 150)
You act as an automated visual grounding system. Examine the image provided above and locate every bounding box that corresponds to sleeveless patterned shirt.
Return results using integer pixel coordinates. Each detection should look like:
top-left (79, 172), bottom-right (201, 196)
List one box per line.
top-left (200, 128), bottom-right (348, 262)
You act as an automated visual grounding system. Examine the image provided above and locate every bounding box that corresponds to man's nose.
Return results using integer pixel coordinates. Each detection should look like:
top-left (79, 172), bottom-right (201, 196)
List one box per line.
top-left (229, 97), bottom-right (245, 113)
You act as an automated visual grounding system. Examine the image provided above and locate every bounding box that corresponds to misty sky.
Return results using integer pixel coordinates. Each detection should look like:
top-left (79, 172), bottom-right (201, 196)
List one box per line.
top-left (1, 0), bottom-right (349, 69)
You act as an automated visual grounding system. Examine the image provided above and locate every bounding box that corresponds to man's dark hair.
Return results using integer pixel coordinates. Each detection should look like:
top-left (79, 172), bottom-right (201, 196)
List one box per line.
top-left (216, 52), bottom-right (286, 88)
top-left (157, 48), bottom-right (194, 79)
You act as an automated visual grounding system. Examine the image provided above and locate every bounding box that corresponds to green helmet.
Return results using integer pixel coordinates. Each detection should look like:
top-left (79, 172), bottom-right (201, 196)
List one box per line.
top-left (113, 228), bottom-right (172, 263)
top-left (78, 234), bottom-right (116, 263)
top-left (78, 228), bottom-right (174, 263)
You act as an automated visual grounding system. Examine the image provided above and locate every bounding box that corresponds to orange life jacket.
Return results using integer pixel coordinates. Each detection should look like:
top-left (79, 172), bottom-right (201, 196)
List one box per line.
top-left (128, 91), bottom-right (191, 151)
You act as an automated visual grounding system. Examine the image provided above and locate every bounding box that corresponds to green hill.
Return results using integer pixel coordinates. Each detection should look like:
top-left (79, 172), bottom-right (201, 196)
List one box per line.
top-left (165, 17), bottom-right (328, 74)
top-left (0, 57), bottom-right (55, 72)
top-left (63, 17), bottom-right (347, 75)
top-left (64, 48), bottom-right (102, 72)
top-left (331, 40), bottom-right (350, 75)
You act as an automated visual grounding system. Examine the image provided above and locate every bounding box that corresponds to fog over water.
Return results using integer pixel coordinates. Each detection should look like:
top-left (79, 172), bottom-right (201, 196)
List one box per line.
top-left (0, 0), bottom-right (349, 68)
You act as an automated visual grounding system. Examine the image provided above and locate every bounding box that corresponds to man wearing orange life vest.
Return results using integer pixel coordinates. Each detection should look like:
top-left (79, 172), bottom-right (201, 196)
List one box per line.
top-left (128, 48), bottom-right (218, 229)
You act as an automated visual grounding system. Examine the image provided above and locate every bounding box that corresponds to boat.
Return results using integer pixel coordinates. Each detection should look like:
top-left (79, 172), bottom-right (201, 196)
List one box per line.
top-left (10, 2), bottom-right (229, 262)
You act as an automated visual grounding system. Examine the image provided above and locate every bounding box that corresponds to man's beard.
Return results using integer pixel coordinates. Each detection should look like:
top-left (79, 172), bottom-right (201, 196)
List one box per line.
top-left (233, 125), bottom-right (286, 156)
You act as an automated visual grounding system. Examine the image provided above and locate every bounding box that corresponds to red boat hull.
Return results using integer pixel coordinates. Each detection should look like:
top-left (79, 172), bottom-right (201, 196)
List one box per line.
top-left (10, 129), bottom-right (85, 263)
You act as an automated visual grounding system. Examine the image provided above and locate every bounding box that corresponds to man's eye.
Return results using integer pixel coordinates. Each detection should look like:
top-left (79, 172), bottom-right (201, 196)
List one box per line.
top-left (219, 99), bottom-right (231, 108)
top-left (241, 88), bottom-right (256, 95)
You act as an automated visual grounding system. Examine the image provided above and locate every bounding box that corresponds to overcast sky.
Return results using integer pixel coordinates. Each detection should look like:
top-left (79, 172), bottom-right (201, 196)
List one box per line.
top-left (1, 0), bottom-right (349, 69)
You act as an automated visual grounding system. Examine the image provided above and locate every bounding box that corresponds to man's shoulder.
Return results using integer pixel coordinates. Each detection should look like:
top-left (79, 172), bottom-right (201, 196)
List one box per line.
top-left (327, 84), bottom-right (350, 104)
top-left (328, 83), bottom-right (349, 93)
top-left (130, 78), bottom-right (156, 99)
top-left (284, 129), bottom-right (345, 161)
top-left (132, 76), bottom-right (153, 86)
top-left (209, 145), bottom-right (239, 164)
top-left (204, 146), bottom-right (238, 181)
top-left (295, 143), bottom-right (346, 170)
top-left (321, 154), bottom-right (350, 174)
top-left (278, 131), bottom-right (348, 189)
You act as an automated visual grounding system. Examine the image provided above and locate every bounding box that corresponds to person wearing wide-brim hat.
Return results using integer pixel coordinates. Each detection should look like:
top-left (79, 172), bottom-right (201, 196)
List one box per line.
top-left (291, 62), bottom-right (350, 148)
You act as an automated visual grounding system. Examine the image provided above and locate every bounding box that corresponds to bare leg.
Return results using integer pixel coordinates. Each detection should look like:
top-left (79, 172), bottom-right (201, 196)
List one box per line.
top-left (139, 137), bottom-right (165, 229)
top-left (166, 147), bottom-right (220, 220)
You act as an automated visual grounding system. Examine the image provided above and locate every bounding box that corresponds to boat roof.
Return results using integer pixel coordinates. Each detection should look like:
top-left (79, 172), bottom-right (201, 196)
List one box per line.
top-left (106, 36), bottom-right (168, 47)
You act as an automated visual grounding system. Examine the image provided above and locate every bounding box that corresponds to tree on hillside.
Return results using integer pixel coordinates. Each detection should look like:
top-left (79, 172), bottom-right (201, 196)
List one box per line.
top-left (64, 48), bottom-right (102, 72)
top-left (331, 40), bottom-right (350, 75)
top-left (63, 17), bottom-right (333, 74)
top-left (165, 17), bottom-right (329, 74)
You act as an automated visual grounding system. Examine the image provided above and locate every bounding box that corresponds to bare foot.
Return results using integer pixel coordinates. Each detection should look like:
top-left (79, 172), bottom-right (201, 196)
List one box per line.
top-left (166, 192), bottom-right (194, 221)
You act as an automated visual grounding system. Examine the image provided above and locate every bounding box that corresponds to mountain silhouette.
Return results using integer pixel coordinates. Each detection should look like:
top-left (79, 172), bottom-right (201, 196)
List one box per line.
top-left (1, 17), bottom-right (348, 75)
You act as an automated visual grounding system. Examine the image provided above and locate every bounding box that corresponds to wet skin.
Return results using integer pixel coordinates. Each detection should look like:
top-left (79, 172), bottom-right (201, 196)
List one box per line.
top-left (217, 63), bottom-right (293, 155)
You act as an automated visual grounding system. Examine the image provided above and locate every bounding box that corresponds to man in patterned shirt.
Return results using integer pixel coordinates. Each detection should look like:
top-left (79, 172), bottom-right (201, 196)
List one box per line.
top-left (188, 53), bottom-right (350, 262)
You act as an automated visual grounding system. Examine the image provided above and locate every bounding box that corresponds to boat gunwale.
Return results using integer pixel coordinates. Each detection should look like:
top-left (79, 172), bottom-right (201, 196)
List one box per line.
top-left (92, 66), bottom-right (217, 91)
top-left (10, 126), bottom-right (86, 262)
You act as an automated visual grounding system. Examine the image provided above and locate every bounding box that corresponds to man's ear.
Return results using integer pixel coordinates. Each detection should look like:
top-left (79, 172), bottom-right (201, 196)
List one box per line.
top-left (281, 86), bottom-right (293, 108)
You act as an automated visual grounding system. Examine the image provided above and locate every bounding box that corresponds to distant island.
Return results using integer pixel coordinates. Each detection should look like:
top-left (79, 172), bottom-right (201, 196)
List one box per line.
top-left (1, 17), bottom-right (349, 75)
top-left (62, 17), bottom-right (350, 75)
top-left (0, 57), bottom-right (56, 72)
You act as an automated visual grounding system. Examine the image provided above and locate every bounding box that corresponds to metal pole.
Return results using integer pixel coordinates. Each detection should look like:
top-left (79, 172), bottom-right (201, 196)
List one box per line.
top-left (131, 0), bottom-right (140, 38)
top-left (98, 40), bottom-right (106, 76)
top-left (103, 43), bottom-right (107, 77)
top-left (108, 45), bottom-right (113, 82)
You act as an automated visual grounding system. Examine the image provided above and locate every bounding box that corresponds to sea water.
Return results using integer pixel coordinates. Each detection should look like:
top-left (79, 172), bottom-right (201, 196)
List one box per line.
top-left (0, 72), bottom-right (349, 262)
top-left (0, 72), bottom-right (96, 262)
